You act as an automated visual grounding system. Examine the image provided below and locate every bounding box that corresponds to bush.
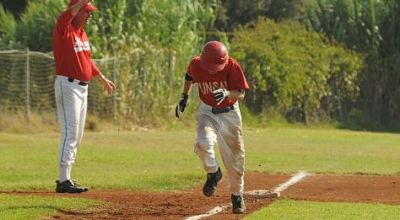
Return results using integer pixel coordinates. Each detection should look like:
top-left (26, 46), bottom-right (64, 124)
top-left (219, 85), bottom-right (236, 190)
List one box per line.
top-left (231, 18), bottom-right (363, 124)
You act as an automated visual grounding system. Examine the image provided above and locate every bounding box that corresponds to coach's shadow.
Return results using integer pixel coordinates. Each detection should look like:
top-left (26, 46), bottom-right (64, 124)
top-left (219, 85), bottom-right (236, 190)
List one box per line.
top-left (0, 205), bottom-right (85, 215)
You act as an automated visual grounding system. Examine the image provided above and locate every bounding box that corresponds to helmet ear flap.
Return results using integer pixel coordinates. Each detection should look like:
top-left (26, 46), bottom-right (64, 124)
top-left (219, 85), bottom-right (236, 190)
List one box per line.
top-left (200, 41), bottom-right (229, 72)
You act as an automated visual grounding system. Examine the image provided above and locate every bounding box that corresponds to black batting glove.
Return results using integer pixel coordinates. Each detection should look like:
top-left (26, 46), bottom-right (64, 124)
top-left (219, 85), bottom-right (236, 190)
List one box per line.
top-left (175, 93), bottom-right (189, 119)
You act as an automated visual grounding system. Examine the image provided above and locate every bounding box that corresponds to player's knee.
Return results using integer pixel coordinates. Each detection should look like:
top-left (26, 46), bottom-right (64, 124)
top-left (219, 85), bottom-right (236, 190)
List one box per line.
top-left (194, 143), bottom-right (201, 155)
top-left (195, 140), bottom-right (208, 149)
top-left (194, 140), bottom-right (212, 153)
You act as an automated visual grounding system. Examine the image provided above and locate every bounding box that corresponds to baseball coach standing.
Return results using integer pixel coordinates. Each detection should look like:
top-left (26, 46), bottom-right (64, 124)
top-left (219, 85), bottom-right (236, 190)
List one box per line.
top-left (52, 0), bottom-right (116, 193)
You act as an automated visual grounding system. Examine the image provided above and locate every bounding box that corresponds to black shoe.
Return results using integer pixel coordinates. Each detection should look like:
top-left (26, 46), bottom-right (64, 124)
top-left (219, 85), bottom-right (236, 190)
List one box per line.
top-left (56, 180), bottom-right (89, 193)
top-left (231, 194), bottom-right (246, 214)
top-left (203, 168), bottom-right (222, 197)
top-left (70, 179), bottom-right (87, 190)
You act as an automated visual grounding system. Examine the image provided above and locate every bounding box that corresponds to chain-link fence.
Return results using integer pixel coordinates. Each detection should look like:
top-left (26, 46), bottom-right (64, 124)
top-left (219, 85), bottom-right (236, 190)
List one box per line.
top-left (0, 49), bottom-right (186, 125)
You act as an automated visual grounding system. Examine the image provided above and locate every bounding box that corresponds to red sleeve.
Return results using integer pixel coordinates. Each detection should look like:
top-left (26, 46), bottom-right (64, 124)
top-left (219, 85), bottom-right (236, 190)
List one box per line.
top-left (90, 59), bottom-right (100, 76)
top-left (55, 9), bottom-right (74, 37)
top-left (228, 60), bottom-right (250, 91)
top-left (186, 57), bottom-right (198, 82)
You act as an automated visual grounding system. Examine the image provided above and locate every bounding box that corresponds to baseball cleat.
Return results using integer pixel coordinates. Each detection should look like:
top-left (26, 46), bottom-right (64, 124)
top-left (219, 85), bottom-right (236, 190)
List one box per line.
top-left (203, 168), bottom-right (222, 197)
top-left (56, 179), bottom-right (89, 193)
top-left (231, 194), bottom-right (246, 214)
top-left (70, 179), bottom-right (89, 191)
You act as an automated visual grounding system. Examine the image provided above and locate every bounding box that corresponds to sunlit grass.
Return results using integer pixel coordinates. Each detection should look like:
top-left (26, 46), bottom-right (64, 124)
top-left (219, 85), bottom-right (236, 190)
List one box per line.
top-left (245, 199), bottom-right (400, 220)
top-left (0, 194), bottom-right (101, 220)
top-left (1, 128), bottom-right (399, 192)
top-left (0, 127), bottom-right (399, 219)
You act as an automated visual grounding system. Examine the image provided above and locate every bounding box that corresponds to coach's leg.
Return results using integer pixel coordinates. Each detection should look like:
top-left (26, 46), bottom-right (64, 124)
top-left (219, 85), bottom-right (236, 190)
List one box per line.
top-left (56, 79), bottom-right (86, 182)
top-left (55, 78), bottom-right (71, 182)
top-left (77, 86), bottom-right (88, 146)
top-left (69, 84), bottom-right (88, 180)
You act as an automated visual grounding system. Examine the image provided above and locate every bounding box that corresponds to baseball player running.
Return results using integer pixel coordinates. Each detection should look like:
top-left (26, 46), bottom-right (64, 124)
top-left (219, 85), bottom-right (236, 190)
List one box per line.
top-left (175, 41), bottom-right (249, 214)
top-left (52, 0), bottom-right (116, 193)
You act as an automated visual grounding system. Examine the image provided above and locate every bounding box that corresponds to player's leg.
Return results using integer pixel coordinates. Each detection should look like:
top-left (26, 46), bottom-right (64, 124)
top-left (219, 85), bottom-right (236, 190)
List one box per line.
top-left (216, 107), bottom-right (246, 213)
top-left (194, 114), bottom-right (218, 172)
top-left (194, 112), bottom-right (222, 196)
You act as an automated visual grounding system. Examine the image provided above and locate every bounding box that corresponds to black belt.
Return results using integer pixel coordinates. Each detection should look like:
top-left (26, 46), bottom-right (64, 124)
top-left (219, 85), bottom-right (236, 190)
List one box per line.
top-left (211, 105), bottom-right (234, 114)
top-left (68, 78), bottom-right (88, 86)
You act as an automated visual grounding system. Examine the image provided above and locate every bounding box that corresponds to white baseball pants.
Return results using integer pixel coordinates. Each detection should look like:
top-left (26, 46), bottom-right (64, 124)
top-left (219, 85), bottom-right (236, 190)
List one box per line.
top-left (194, 101), bottom-right (245, 196)
top-left (54, 75), bottom-right (88, 181)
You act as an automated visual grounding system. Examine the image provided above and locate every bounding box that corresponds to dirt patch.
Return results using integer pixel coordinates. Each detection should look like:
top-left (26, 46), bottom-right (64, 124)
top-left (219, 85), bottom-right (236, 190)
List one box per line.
top-left (285, 175), bottom-right (400, 205)
top-left (6, 173), bottom-right (400, 219)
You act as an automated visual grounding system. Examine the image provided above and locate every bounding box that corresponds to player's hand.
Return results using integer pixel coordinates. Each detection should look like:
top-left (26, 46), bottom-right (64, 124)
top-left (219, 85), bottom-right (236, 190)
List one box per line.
top-left (175, 93), bottom-right (188, 119)
top-left (213, 88), bottom-right (230, 105)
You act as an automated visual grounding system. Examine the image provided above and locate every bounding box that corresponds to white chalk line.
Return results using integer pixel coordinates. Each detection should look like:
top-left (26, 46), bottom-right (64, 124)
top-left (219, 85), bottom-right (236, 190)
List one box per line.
top-left (184, 171), bottom-right (308, 220)
top-left (273, 171), bottom-right (308, 193)
top-left (185, 205), bottom-right (229, 220)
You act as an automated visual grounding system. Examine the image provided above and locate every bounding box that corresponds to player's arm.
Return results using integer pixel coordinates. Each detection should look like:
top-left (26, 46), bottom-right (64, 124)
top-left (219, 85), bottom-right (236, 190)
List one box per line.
top-left (175, 72), bottom-right (193, 119)
top-left (182, 73), bottom-right (193, 95)
top-left (227, 89), bottom-right (245, 101)
top-left (213, 88), bottom-right (245, 105)
top-left (213, 61), bottom-right (249, 105)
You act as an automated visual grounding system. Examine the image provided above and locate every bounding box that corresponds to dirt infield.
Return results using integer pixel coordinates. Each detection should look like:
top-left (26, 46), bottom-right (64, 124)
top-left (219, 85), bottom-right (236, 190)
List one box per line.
top-left (9, 173), bottom-right (400, 219)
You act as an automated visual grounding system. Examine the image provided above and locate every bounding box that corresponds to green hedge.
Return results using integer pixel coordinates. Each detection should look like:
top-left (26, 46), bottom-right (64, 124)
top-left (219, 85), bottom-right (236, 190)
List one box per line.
top-left (231, 18), bottom-right (363, 124)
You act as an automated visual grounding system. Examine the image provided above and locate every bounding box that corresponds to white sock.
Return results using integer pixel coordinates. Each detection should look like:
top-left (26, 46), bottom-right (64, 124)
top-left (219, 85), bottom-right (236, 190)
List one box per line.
top-left (59, 165), bottom-right (71, 182)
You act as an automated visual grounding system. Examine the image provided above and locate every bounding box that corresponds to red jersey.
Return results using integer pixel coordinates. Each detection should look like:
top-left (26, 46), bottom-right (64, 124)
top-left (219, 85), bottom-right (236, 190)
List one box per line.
top-left (52, 8), bottom-right (100, 81)
top-left (187, 56), bottom-right (250, 108)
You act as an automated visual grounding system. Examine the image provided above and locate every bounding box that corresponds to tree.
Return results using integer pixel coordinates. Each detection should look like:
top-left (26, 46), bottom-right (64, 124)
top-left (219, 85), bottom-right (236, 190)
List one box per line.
top-left (231, 18), bottom-right (362, 124)
top-left (0, 0), bottom-right (27, 19)
top-left (302, 0), bottom-right (400, 129)
top-left (0, 0), bottom-right (217, 125)
top-left (213, 0), bottom-right (307, 32)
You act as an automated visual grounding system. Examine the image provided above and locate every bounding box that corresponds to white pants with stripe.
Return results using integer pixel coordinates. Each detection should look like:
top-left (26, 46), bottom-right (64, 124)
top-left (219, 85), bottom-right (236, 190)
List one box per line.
top-left (194, 101), bottom-right (245, 196)
top-left (54, 75), bottom-right (88, 180)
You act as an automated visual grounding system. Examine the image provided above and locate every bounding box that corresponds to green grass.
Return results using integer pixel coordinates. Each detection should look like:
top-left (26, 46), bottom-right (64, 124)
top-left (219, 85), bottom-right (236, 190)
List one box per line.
top-left (0, 130), bottom-right (204, 191)
top-left (0, 194), bottom-right (101, 220)
top-left (245, 127), bottom-right (400, 175)
top-left (0, 128), bottom-right (399, 191)
top-left (245, 199), bottom-right (400, 220)
top-left (0, 127), bottom-right (399, 219)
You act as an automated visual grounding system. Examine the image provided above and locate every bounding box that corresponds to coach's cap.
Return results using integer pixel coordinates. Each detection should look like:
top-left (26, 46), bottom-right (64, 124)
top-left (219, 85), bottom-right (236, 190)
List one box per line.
top-left (68, 0), bottom-right (97, 12)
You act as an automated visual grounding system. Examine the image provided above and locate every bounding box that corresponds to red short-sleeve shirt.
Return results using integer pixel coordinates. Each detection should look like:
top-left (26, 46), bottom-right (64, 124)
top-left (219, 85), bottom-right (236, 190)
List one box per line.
top-left (187, 56), bottom-right (250, 108)
top-left (52, 9), bottom-right (99, 81)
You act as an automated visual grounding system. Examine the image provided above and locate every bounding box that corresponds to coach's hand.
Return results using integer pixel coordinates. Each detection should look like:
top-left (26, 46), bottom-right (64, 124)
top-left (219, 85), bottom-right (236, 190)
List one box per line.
top-left (82, 0), bottom-right (94, 4)
top-left (175, 93), bottom-right (188, 119)
top-left (98, 74), bottom-right (116, 94)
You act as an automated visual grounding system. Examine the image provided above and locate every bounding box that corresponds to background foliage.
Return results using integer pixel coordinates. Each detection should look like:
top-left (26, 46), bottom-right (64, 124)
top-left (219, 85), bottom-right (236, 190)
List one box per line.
top-left (231, 18), bottom-right (362, 124)
top-left (1, 0), bottom-right (400, 130)
top-left (301, 0), bottom-right (400, 129)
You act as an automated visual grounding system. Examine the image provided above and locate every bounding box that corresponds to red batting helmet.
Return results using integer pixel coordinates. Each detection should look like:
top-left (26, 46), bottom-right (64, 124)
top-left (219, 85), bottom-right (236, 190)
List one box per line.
top-left (200, 41), bottom-right (229, 72)
top-left (68, 0), bottom-right (97, 11)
